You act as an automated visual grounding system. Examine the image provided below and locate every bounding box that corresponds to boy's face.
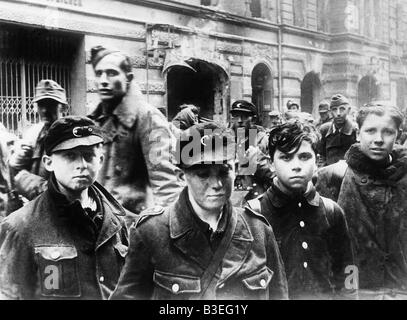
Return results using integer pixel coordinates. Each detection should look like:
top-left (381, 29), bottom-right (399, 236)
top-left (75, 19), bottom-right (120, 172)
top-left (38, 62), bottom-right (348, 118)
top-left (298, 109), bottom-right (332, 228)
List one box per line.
top-left (43, 145), bottom-right (104, 193)
top-left (331, 104), bottom-right (350, 125)
top-left (94, 54), bottom-right (131, 102)
top-left (184, 162), bottom-right (235, 213)
top-left (272, 141), bottom-right (316, 193)
top-left (358, 114), bottom-right (398, 162)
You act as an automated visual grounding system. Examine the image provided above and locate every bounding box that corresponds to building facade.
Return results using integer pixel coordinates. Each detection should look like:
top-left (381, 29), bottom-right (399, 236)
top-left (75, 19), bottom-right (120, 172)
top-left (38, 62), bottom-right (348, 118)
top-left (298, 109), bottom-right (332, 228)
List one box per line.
top-left (0, 0), bottom-right (406, 134)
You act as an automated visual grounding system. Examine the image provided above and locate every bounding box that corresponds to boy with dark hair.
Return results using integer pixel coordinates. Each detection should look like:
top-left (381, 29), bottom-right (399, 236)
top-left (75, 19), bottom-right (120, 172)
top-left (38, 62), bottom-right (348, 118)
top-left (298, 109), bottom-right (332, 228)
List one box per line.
top-left (318, 103), bottom-right (407, 299)
top-left (247, 121), bottom-right (354, 299)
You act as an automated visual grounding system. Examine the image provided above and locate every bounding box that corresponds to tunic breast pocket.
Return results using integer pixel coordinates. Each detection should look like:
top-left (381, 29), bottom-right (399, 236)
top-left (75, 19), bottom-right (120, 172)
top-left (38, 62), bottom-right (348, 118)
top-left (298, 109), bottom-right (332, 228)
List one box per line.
top-left (34, 246), bottom-right (81, 298)
top-left (242, 266), bottom-right (274, 291)
top-left (153, 270), bottom-right (201, 299)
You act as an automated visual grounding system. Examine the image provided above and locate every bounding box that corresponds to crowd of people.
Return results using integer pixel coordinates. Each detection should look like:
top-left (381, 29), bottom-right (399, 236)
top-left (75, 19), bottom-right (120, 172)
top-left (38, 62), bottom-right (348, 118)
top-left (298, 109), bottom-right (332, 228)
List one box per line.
top-left (0, 45), bottom-right (407, 300)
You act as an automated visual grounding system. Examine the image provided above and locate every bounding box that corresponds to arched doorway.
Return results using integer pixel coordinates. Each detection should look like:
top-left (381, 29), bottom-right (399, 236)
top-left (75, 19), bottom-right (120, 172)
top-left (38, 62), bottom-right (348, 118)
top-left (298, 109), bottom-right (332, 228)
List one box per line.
top-left (166, 59), bottom-right (228, 121)
top-left (358, 75), bottom-right (378, 107)
top-left (301, 72), bottom-right (322, 118)
top-left (251, 63), bottom-right (273, 126)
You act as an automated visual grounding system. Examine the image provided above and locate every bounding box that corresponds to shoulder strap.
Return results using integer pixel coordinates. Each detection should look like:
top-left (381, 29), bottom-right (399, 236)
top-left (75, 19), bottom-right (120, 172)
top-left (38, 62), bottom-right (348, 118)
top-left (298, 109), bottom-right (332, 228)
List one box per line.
top-left (321, 196), bottom-right (337, 227)
top-left (321, 196), bottom-right (334, 215)
top-left (196, 210), bottom-right (238, 299)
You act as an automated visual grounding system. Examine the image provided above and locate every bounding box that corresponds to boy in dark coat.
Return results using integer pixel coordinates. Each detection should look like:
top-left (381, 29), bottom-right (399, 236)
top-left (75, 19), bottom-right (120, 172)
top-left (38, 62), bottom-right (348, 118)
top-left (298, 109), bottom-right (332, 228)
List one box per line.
top-left (0, 116), bottom-right (129, 299)
top-left (111, 122), bottom-right (288, 300)
top-left (318, 103), bottom-right (407, 299)
top-left (247, 121), bottom-right (354, 299)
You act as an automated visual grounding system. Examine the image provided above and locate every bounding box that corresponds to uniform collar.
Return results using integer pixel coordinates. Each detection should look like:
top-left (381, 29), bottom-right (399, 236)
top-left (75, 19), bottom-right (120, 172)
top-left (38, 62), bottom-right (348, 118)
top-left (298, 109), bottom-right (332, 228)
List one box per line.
top-left (47, 174), bottom-right (125, 248)
top-left (169, 188), bottom-right (253, 273)
top-left (326, 118), bottom-right (354, 137)
top-left (89, 82), bottom-right (148, 129)
top-left (266, 178), bottom-right (320, 208)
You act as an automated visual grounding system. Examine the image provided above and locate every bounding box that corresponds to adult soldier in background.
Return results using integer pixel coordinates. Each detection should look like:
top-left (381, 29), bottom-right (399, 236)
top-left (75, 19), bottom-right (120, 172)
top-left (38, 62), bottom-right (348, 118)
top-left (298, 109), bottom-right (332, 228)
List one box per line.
top-left (315, 100), bottom-right (332, 130)
top-left (286, 100), bottom-right (300, 113)
top-left (0, 124), bottom-right (17, 219)
top-left (8, 80), bottom-right (67, 210)
top-left (268, 110), bottom-right (283, 130)
top-left (89, 46), bottom-right (183, 214)
top-left (111, 122), bottom-right (288, 300)
top-left (318, 94), bottom-right (357, 167)
top-left (171, 104), bottom-right (199, 131)
top-left (228, 100), bottom-right (274, 206)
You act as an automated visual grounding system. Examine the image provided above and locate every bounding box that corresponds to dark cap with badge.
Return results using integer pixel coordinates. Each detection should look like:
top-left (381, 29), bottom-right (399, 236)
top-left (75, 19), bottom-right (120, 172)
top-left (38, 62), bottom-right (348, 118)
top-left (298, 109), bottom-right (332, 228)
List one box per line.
top-left (33, 79), bottom-right (67, 105)
top-left (230, 100), bottom-right (258, 117)
top-left (330, 94), bottom-right (350, 108)
top-left (176, 122), bottom-right (236, 169)
top-left (44, 116), bottom-right (104, 155)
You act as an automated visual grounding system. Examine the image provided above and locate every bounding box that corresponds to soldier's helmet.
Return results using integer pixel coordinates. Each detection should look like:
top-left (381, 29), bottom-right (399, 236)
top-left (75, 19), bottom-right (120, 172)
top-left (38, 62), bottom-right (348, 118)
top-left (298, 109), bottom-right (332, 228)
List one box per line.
top-left (33, 79), bottom-right (67, 105)
top-left (176, 122), bottom-right (236, 169)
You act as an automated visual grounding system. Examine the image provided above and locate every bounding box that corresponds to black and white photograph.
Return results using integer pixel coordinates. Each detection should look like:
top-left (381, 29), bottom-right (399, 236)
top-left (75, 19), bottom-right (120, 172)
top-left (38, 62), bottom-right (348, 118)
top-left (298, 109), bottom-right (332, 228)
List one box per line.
top-left (0, 0), bottom-right (407, 312)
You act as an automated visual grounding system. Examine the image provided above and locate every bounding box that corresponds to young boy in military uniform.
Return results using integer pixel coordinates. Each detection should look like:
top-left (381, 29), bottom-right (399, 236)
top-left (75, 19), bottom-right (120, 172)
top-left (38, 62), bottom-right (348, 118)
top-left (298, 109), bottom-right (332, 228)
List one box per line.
top-left (0, 116), bottom-right (129, 299)
top-left (247, 121), bottom-right (354, 299)
top-left (111, 122), bottom-right (288, 300)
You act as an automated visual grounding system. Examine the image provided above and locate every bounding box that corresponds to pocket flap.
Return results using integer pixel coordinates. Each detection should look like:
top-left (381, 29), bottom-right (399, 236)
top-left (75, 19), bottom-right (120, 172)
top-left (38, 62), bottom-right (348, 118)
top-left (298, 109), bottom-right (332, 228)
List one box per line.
top-left (34, 246), bottom-right (78, 262)
top-left (153, 271), bottom-right (201, 295)
top-left (242, 266), bottom-right (274, 290)
top-left (114, 242), bottom-right (128, 258)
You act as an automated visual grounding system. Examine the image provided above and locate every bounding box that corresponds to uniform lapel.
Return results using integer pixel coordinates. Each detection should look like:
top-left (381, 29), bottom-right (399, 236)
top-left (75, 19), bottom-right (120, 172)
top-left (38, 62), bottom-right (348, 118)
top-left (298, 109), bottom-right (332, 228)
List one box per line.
top-left (169, 201), bottom-right (214, 270)
top-left (218, 209), bottom-right (253, 284)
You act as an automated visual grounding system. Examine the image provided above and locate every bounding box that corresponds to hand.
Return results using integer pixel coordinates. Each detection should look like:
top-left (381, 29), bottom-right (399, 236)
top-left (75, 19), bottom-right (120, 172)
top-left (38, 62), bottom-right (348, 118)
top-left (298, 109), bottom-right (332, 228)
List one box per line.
top-left (9, 140), bottom-right (33, 169)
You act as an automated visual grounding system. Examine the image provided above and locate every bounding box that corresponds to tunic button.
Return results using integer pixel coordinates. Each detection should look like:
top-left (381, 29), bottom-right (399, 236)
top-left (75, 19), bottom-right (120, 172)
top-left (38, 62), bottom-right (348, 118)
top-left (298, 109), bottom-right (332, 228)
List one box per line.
top-left (302, 242), bottom-right (308, 249)
top-left (254, 192), bottom-right (259, 196)
top-left (99, 276), bottom-right (105, 283)
top-left (298, 203), bottom-right (302, 208)
top-left (300, 221), bottom-right (305, 228)
top-left (260, 279), bottom-right (267, 287)
top-left (51, 251), bottom-right (60, 260)
top-left (303, 262), bottom-right (308, 268)
top-left (172, 283), bottom-right (180, 293)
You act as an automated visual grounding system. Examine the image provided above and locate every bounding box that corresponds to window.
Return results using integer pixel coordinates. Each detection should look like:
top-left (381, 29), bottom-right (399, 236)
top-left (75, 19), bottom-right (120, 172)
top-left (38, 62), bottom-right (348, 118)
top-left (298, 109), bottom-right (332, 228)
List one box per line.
top-left (201, 0), bottom-right (217, 6)
top-left (317, 0), bottom-right (329, 32)
top-left (250, 0), bottom-right (262, 18)
top-left (293, 0), bottom-right (306, 27)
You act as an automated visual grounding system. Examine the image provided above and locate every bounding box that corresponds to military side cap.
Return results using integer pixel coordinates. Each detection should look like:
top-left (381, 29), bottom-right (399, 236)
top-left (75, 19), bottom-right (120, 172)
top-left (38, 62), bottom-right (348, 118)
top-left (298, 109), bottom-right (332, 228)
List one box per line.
top-left (230, 100), bottom-right (257, 116)
top-left (318, 100), bottom-right (330, 113)
top-left (330, 94), bottom-right (349, 108)
top-left (176, 122), bottom-right (236, 169)
top-left (44, 116), bottom-right (104, 155)
top-left (90, 45), bottom-right (121, 68)
top-left (33, 79), bottom-right (67, 105)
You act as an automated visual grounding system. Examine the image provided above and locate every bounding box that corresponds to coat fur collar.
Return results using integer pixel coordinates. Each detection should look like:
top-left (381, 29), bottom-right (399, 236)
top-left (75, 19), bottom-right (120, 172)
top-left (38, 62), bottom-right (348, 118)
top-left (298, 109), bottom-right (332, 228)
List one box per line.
top-left (345, 144), bottom-right (407, 181)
